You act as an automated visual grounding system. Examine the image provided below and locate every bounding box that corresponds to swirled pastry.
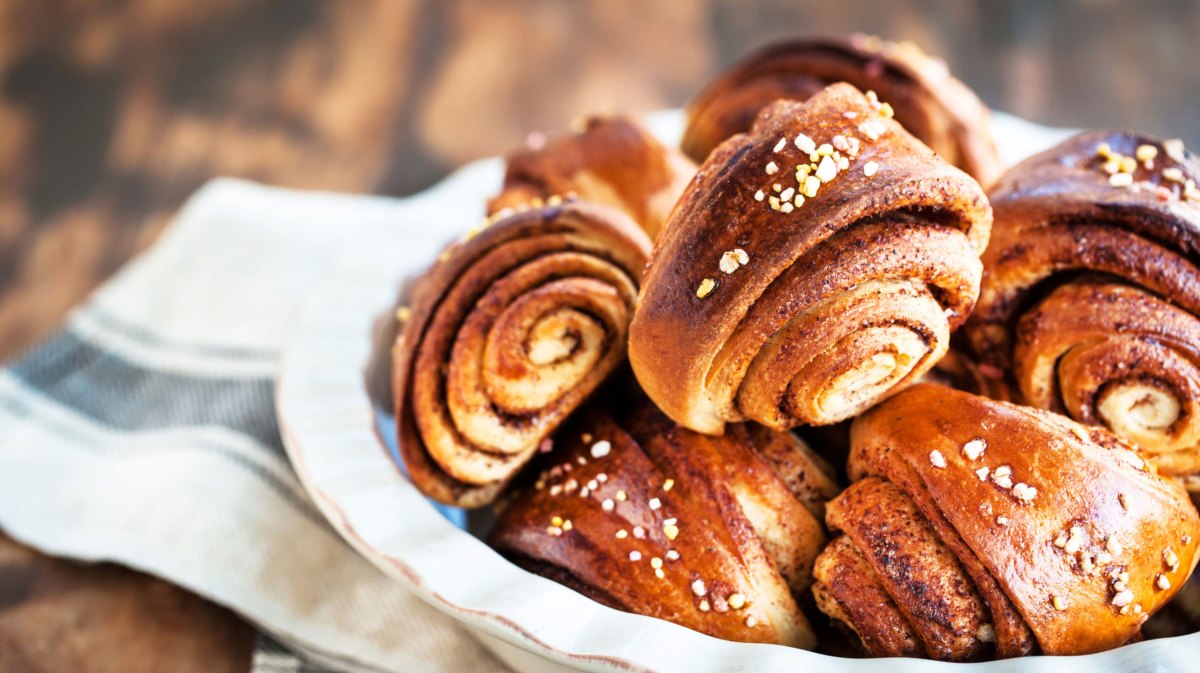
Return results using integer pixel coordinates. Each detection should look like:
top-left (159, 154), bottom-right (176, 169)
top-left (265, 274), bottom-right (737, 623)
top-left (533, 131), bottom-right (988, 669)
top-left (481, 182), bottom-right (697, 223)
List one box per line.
top-left (628, 82), bottom-right (991, 435)
top-left (681, 34), bottom-right (1000, 185)
top-left (813, 384), bottom-right (1200, 659)
top-left (488, 115), bottom-right (695, 240)
top-left (392, 201), bottom-right (651, 507)
top-left (490, 400), bottom-right (838, 648)
top-left (964, 132), bottom-right (1200, 484)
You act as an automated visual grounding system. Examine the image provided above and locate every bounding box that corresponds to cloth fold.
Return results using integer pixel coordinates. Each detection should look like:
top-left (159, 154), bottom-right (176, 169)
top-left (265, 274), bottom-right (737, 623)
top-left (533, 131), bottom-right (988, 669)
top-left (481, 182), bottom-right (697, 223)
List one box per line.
top-left (0, 178), bottom-right (507, 673)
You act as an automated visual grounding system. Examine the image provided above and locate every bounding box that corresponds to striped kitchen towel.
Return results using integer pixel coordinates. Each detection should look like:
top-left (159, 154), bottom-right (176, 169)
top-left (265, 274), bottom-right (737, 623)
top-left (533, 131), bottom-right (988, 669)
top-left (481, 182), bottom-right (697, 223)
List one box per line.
top-left (0, 178), bottom-right (508, 673)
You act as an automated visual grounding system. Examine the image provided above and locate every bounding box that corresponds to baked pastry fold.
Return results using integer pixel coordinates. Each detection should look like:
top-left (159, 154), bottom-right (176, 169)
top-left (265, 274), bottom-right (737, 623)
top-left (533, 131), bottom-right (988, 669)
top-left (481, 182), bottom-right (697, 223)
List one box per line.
top-left (629, 82), bottom-right (992, 435)
top-left (488, 115), bottom-right (695, 240)
top-left (813, 384), bottom-right (1200, 660)
top-left (489, 401), bottom-right (838, 648)
top-left (964, 131), bottom-right (1200, 482)
top-left (681, 34), bottom-right (1000, 185)
top-left (392, 201), bottom-right (650, 507)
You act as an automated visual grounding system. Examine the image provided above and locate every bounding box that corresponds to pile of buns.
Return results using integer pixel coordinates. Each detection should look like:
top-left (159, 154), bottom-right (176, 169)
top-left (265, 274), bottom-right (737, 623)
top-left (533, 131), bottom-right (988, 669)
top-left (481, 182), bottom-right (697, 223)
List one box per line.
top-left (389, 34), bottom-right (1200, 660)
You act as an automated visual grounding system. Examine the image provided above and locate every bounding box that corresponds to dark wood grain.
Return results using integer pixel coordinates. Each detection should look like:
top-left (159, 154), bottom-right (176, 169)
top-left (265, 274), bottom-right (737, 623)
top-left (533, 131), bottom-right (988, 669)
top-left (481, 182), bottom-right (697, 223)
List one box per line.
top-left (3, 0), bottom-right (1200, 358)
top-left (1, 1), bottom-right (1198, 670)
top-left (0, 533), bottom-right (253, 673)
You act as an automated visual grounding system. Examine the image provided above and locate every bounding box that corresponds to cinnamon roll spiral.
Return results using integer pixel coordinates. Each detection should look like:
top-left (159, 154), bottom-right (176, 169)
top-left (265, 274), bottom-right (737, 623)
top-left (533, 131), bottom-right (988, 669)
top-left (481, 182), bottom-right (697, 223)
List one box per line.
top-left (487, 115), bottom-right (695, 240)
top-left (628, 83), bottom-right (992, 435)
top-left (681, 34), bottom-right (1001, 185)
top-left (813, 384), bottom-right (1200, 660)
top-left (964, 131), bottom-right (1200, 482)
top-left (392, 201), bottom-right (651, 507)
top-left (490, 400), bottom-right (838, 648)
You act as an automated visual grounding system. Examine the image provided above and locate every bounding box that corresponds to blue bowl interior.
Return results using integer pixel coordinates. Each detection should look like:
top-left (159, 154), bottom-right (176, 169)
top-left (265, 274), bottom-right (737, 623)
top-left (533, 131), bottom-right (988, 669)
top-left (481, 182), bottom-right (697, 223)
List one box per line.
top-left (375, 406), bottom-right (502, 536)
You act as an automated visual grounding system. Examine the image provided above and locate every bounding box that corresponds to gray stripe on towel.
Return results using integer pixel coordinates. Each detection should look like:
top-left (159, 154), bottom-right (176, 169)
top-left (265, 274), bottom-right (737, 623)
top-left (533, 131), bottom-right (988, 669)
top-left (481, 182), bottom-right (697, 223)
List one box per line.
top-left (81, 305), bottom-right (279, 361)
top-left (252, 634), bottom-right (338, 673)
top-left (8, 329), bottom-right (284, 453)
top-left (0, 387), bottom-right (326, 527)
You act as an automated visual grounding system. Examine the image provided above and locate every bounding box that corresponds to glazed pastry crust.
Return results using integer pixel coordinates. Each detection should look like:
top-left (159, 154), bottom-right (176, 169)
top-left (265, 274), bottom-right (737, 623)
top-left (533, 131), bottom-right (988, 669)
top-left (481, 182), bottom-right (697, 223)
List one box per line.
top-left (392, 201), bottom-right (650, 507)
top-left (681, 34), bottom-right (1001, 185)
top-left (490, 402), bottom-right (837, 648)
top-left (964, 131), bottom-right (1200, 480)
top-left (629, 82), bottom-right (991, 435)
top-left (814, 383), bottom-right (1200, 658)
top-left (488, 115), bottom-right (695, 240)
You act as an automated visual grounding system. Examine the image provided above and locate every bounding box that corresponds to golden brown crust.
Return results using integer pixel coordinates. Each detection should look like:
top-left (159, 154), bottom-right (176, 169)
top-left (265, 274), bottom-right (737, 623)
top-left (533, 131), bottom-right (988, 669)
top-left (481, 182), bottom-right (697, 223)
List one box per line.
top-left (629, 83), bottom-right (992, 435)
top-left (963, 131), bottom-right (1200, 480)
top-left (826, 476), bottom-right (991, 661)
top-left (813, 536), bottom-right (924, 657)
top-left (813, 383), bottom-right (1200, 659)
top-left (489, 402), bottom-right (833, 648)
top-left (487, 115), bottom-right (695, 240)
top-left (681, 34), bottom-right (1001, 185)
top-left (391, 201), bottom-right (650, 507)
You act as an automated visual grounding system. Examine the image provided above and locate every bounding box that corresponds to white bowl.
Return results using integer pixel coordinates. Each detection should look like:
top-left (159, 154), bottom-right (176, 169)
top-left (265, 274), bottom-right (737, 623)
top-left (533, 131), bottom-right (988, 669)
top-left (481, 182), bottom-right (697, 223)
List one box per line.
top-left (276, 110), bottom-right (1200, 671)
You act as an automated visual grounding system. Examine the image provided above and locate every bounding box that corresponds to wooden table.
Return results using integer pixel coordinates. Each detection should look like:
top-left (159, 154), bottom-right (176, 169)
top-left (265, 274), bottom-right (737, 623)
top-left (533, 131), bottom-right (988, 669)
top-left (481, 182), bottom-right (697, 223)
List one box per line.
top-left (2, 1), bottom-right (1197, 669)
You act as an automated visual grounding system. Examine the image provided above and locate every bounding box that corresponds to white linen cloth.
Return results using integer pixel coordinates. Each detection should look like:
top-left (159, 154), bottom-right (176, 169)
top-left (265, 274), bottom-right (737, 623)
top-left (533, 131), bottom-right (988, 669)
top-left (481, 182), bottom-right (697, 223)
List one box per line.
top-left (0, 177), bottom-right (509, 673)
